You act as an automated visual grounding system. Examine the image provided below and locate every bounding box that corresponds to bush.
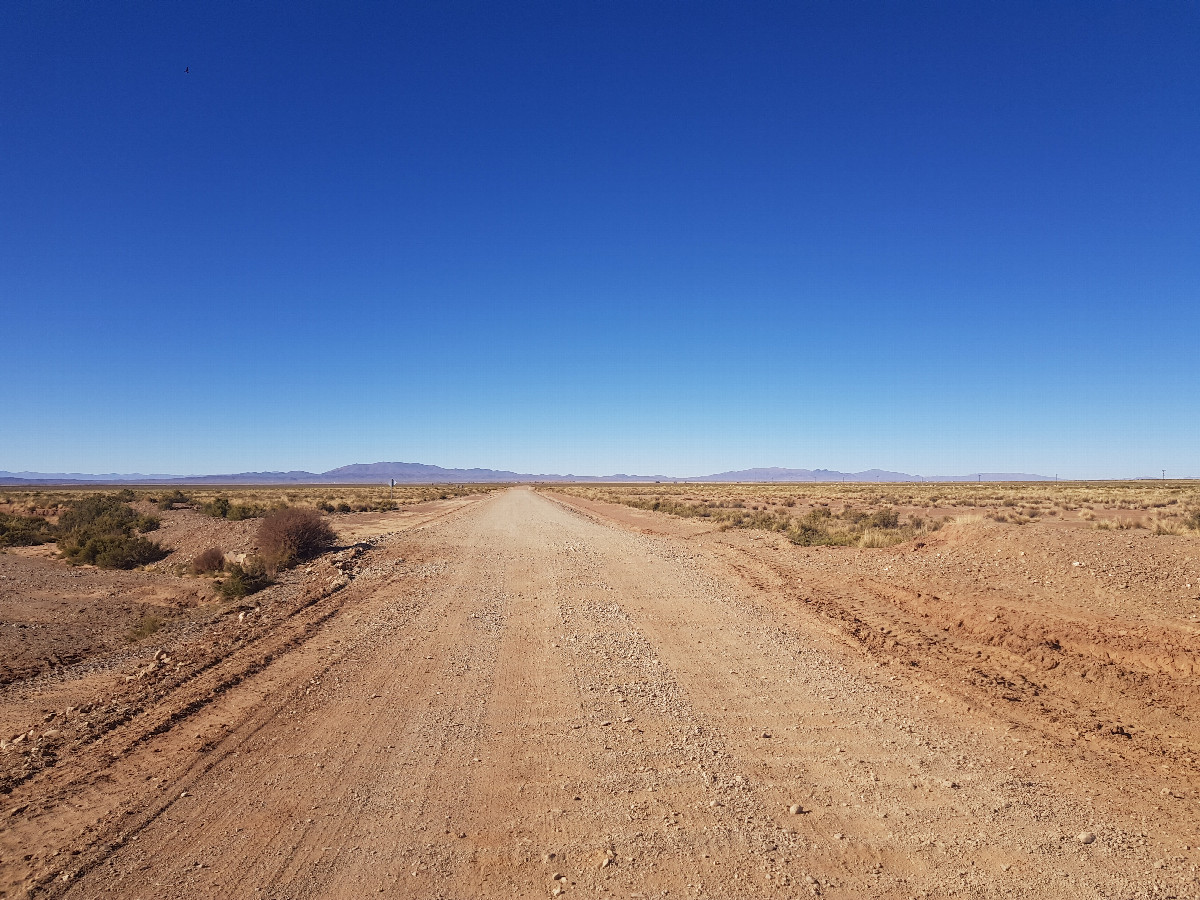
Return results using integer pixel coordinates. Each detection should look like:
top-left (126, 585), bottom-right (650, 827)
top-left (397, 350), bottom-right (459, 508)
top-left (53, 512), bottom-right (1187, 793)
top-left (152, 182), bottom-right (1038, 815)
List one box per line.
top-left (215, 561), bottom-right (271, 599)
top-left (201, 497), bottom-right (265, 520)
top-left (57, 494), bottom-right (168, 568)
top-left (127, 612), bottom-right (163, 642)
top-left (63, 533), bottom-right (168, 568)
top-left (191, 547), bottom-right (226, 574)
top-left (257, 507), bottom-right (336, 573)
top-left (201, 497), bottom-right (231, 518)
top-left (0, 512), bottom-right (55, 547)
top-left (136, 514), bottom-right (161, 532)
top-left (867, 508), bottom-right (900, 529)
top-left (157, 490), bottom-right (191, 511)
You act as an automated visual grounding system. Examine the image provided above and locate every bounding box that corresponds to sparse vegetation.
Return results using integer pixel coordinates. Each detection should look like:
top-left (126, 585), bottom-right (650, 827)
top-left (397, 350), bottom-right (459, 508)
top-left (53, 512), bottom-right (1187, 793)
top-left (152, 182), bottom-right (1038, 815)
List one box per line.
top-left (127, 612), bottom-right (163, 642)
top-left (257, 507), bottom-right (336, 573)
top-left (56, 494), bottom-right (168, 568)
top-left (190, 547), bottom-right (226, 575)
top-left (156, 490), bottom-right (191, 511)
top-left (545, 481), bottom-right (1200, 548)
top-left (215, 561), bottom-right (272, 599)
top-left (200, 497), bottom-right (267, 520)
top-left (0, 512), bottom-right (55, 547)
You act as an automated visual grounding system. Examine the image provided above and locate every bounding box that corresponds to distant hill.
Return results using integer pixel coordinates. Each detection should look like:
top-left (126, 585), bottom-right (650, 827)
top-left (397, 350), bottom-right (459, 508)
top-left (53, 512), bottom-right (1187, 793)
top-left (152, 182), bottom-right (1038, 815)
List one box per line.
top-left (0, 462), bottom-right (1059, 485)
top-left (696, 468), bottom-right (1056, 483)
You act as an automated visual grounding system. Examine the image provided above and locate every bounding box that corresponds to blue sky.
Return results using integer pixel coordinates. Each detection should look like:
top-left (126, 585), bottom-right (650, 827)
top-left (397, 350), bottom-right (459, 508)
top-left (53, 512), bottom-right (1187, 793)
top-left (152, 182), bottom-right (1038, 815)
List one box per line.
top-left (2, 2), bottom-right (1197, 478)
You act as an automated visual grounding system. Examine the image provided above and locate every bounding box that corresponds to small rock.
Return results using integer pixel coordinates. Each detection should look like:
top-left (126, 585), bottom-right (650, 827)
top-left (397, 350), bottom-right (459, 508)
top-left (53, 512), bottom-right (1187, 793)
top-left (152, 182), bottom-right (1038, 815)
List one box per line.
top-left (1078, 832), bottom-right (1096, 844)
top-left (789, 804), bottom-right (803, 815)
top-left (761, 731), bottom-right (772, 738)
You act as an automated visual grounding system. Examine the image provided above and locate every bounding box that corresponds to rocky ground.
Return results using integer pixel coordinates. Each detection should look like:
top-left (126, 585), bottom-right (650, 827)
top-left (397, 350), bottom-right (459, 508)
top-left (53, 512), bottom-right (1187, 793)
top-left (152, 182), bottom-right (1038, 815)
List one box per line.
top-left (0, 487), bottom-right (1197, 898)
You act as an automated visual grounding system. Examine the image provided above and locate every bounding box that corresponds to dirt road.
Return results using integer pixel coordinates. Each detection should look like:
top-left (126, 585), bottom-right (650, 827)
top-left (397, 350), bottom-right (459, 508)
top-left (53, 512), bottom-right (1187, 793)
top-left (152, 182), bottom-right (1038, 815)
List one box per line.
top-left (4, 487), bottom-right (1197, 898)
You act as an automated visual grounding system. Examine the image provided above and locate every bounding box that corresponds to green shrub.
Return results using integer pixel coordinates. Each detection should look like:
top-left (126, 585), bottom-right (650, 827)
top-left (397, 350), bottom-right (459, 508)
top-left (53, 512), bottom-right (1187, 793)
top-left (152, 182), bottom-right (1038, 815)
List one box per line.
top-left (0, 512), bottom-right (55, 547)
top-left (867, 508), bottom-right (900, 529)
top-left (201, 497), bottom-right (231, 518)
top-left (136, 514), bottom-right (161, 532)
top-left (215, 562), bottom-right (271, 599)
top-left (201, 497), bottom-right (264, 520)
top-left (57, 494), bottom-right (168, 568)
top-left (156, 489), bottom-right (191, 510)
top-left (62, 533), bottom-right (168, 568)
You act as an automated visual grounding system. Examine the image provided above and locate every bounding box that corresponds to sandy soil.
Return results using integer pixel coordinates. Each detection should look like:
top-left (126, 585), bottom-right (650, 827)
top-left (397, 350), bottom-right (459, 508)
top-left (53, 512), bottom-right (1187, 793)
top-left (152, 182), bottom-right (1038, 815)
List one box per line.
top-left (1, 487), bottom-right (1197, 898)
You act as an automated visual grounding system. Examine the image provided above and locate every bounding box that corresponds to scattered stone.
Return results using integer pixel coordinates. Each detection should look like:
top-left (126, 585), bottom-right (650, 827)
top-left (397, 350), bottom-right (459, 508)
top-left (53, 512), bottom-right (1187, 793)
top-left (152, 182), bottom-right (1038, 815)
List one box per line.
top-left (1078, 832), bottom-right (1096, 844)
top-left (789, 804), bottom-right (803, 815)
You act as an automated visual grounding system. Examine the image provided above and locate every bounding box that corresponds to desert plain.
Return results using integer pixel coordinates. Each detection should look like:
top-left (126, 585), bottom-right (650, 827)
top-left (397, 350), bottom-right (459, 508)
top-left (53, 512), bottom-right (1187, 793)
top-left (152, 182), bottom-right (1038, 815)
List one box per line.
top-left (1, 481), bottom-right (1199, 898)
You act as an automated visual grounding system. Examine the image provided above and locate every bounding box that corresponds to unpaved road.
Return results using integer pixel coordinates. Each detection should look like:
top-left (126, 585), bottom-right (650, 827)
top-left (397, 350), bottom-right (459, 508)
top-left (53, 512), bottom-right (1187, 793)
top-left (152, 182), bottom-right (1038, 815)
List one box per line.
top-left (3, 487), bottom-right (1198, 898)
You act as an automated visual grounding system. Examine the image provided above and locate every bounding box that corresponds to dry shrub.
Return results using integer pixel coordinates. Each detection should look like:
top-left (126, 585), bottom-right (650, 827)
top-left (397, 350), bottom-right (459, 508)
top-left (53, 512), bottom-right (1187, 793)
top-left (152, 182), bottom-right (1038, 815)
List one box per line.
top-left (191, 547), bottom-right (225, 575)
top-left (128, 612), bottom-right (163, 642)
top-left (257, 507), bottom-right (336, 573)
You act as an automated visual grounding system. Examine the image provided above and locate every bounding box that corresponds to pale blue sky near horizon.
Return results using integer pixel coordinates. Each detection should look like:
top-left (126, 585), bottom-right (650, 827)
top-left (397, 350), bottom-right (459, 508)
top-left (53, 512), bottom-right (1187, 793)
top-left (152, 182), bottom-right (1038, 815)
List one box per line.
top-left (2, 2), bottom-right (1197, 480)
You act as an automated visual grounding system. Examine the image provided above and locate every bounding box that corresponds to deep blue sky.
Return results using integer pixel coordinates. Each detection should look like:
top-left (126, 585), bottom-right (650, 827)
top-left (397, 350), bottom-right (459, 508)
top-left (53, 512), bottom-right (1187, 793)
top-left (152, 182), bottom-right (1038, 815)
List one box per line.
top-left (2, 2), bottom-right (1197, 478)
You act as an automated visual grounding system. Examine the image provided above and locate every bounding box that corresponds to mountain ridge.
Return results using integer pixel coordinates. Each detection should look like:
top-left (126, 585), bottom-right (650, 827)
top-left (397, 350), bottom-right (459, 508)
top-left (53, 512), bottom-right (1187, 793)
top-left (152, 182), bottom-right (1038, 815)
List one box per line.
top-left (0, 462), bottom-right (1063, 485)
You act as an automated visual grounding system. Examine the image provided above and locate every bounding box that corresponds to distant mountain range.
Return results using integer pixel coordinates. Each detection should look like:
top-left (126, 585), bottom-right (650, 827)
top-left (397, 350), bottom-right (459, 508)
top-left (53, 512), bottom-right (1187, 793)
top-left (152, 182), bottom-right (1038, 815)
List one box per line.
top-left (0, 462), bottom-right (1061, 485)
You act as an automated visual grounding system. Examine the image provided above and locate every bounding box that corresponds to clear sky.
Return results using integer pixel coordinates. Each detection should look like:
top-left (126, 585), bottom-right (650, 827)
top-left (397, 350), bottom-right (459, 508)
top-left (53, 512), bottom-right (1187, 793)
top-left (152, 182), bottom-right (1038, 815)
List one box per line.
top-left (2, 2), bottom-right (1197, 479)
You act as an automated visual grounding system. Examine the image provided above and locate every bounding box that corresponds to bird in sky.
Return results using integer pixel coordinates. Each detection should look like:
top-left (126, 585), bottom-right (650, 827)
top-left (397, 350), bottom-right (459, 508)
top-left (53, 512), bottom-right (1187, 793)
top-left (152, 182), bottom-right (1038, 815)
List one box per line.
top-left (184, 66), bottom-right (190, 74)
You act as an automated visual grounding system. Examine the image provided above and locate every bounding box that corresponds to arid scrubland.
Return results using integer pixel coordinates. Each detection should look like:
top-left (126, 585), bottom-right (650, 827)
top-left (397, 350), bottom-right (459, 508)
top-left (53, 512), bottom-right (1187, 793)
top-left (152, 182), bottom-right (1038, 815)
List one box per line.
top-left (3, 482), bottom-right (1200, 898)
top-left (0, 482), bottom-right (504, 526)
top-left (549, 480), bottom-right (1200, 546)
